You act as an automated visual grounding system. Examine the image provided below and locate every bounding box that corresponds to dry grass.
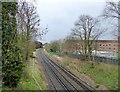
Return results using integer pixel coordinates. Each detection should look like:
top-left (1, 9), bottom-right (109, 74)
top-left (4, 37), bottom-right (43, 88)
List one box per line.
top-left (46, 51), bottom-right (118, 90)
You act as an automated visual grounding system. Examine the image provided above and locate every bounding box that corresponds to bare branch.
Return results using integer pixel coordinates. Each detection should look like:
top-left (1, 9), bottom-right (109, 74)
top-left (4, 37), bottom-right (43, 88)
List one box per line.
top-left (70, 15), bottom-right (104, 60)
top-left (102, 1), bottom-right (120, 19)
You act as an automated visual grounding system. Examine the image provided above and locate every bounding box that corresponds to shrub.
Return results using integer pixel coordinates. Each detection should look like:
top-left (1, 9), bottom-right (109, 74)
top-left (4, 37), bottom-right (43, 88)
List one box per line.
top-left (2, 45), bottom-right (24, 87)
top-left (2, 2), bottom-right (24, 87)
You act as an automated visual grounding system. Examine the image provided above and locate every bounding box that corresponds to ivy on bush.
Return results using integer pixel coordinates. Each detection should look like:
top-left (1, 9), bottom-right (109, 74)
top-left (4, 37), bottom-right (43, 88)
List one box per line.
top-left (2, 2), bottom-right (24, 87)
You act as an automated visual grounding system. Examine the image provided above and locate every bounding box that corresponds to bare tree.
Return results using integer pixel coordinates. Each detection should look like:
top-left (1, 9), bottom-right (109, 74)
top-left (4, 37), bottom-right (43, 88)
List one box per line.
top-left (17, 1), bottom-right (47, 61)
top-left (102, 1), bottom-right (120, 19)
top-left (71, 15), bottom-right (104, 61)
top-left (102, 1), bottom-right (120, 39)
top-left (102, 1), bottom-right (120, 57)
top-left (63, 36), bottom-right (79, 54)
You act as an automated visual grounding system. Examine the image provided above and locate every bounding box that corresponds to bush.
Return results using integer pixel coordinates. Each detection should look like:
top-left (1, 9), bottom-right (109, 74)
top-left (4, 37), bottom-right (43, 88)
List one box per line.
top-left (2, 2), bottom-right (24, 88)
top-left (2, 45), bottom-right (24, 87)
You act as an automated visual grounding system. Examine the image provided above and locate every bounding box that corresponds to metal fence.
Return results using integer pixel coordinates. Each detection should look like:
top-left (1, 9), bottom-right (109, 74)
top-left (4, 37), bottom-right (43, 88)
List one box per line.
top-left (94, 56), bottom-right (119, 65)
top-left (49, 51), bottom-right (119, 65)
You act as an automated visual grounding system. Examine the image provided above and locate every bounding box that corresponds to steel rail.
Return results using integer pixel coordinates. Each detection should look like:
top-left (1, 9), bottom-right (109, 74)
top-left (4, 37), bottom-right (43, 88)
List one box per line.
top-left (41, 53), bottom-right (71, 91)
top-left (42, 53), bottom-right (80, 91)
top-left (37, 51), bottom-right (57, 90)
top-left (44, 53), bottom-right (95, 92)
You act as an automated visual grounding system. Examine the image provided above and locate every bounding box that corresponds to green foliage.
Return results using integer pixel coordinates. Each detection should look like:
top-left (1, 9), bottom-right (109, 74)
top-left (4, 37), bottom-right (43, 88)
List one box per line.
top-left (2, 45), bottom-right (24, 87)
top-left (68, 61), bottom-right (118, 90)
top-left (17, 2), bottom-right (42, 61)
top-left (47, 41), bottom-right (61, 52)
top-left (48, 52), bottom-right (118, 90)
top-left (29, 53), bottom-right (36, 58)
top-left (34, 41), bottom-right (43, 49)
top-left (2, 2), bottom-right (23, 87)
top-left (17, 59), bottom-right (48, 90)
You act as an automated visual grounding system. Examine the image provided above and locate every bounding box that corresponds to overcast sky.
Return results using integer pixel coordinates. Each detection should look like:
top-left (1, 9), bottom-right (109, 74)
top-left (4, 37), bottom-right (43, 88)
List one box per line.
top-left (34, 0), bottom-right (116, 43)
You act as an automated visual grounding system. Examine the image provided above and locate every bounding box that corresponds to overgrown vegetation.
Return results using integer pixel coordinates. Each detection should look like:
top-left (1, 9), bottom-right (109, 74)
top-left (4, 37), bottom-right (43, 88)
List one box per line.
top-left (2, 2), bottom-right (24, 88)
top-left (66, 62), bottom-right (118, 90)
top-left (17, 1), bottom-right (41, 61)
top-left (46, 51), bottom-right (118, 90)
top-left (45, 40), bottom-right (62, 53)
top-left (2, 1), bottom-right (47, 90)
top-left (2, 57), bottom-right (48, 90)
top-left (17, 58), bottom-right (48, 90)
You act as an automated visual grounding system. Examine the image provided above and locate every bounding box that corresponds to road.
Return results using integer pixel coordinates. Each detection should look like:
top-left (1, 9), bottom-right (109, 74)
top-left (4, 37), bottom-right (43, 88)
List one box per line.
top-left (37, 49), bottom-right (95, 91)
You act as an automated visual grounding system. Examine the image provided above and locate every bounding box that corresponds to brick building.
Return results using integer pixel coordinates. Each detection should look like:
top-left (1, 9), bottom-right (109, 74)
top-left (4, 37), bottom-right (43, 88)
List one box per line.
top-left (63, 40), bottom-right (119, 54)
top-left (96, 40), bottom-right (118, 53)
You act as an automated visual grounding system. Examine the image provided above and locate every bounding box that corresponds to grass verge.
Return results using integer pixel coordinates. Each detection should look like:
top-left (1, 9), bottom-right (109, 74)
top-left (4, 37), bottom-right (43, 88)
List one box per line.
top-left (2, 57), bottom-right (48, 90)
top-left (46, 51), bottom-right (118, 90)
top-left (17, 58), bottom-right (48, 90)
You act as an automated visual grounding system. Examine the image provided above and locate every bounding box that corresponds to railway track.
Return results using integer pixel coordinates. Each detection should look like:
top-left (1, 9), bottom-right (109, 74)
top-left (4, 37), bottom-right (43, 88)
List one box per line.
top-left (38, 50), bottom-right (95, 91)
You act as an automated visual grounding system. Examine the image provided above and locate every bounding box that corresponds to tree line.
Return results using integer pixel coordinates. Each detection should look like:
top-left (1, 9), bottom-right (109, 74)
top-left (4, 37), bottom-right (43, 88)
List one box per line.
top-left (45, 1), bottom-right (119, 61)
top-left (2, 1), bottom-right (46, 88)
top-left (1, 0), bottom-right (119, 88)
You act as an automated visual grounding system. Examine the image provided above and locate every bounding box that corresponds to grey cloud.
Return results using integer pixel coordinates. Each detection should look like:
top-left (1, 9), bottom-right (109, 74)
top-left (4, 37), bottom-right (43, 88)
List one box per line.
top-left (36, 0), bottom-right (108, 43)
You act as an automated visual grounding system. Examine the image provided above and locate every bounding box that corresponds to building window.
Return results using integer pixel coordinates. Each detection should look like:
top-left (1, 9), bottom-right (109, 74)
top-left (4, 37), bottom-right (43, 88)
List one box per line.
top-left (109, 44), bottom-right (111, 46)
top-left (99, 44), bottom-right (101, 46)
top-left (109, 48), bottom-right (111, 49)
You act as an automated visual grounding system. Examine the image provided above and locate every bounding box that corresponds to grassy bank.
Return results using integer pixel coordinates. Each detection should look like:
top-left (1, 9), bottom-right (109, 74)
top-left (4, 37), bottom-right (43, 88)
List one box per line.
top-left (63, 61), bottom-right (118, 90)
top-left (46, 51), bottom-right (118, 90)
top-left (17, 58), bottom-right (48, 90)
top-left (2, 57), bottom-right (48, 90)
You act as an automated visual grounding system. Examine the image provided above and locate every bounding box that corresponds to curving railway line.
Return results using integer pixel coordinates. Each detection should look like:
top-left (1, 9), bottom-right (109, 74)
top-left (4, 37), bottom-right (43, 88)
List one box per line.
top-left (37, 49), bottom-right (95, 91)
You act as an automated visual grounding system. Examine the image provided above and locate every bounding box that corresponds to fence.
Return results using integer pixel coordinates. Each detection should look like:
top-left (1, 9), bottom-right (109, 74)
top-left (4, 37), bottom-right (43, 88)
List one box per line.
top-left (48, 51), bottom-right (119, 65)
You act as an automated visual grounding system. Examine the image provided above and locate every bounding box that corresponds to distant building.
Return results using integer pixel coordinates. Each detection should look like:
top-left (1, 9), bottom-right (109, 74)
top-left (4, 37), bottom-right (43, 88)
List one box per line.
top-left (96, 40), bottom-right (118, 53)
top-left (62, 40), bottom-right (119, 58)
